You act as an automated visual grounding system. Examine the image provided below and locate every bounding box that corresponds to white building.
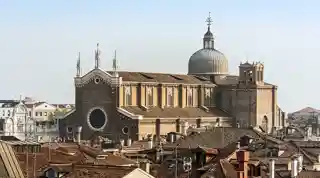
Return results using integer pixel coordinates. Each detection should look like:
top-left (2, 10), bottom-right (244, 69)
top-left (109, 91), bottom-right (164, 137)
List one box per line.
top-left (0, 97), bottom-right (74, 142)
top-left (0, 100), bottom-right (35, 141)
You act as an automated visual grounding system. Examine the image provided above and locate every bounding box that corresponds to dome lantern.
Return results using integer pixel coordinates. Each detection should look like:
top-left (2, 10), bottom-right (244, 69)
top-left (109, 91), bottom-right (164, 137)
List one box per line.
top-left (188, 13), bottom-right (228, 76)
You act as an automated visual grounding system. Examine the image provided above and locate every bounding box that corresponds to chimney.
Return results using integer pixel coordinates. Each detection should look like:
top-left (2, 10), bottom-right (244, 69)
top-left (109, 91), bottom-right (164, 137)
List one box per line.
top-left (269, 158), bottom-right (275, 178)
top-left (147, 137), bottom-right (153, 149)
top-left (196, 118), bottom-right (201, 128)
top-left (181, 121), bottom-right (189, 135)
top-left (167, 132), bottom-right (176, 143)
top-left (236, 141), bottom-right (241, 150)
top-left (120, 139), bottom-right (125, 147)
top-left (176, 118), bottom-right (180, 132)
top-left (140, 161), bottom-right (150, 174)
top-left (236, 121), bottom-right (240, 128)
top-left (126, 138), bottom-right (132, 147)
top-left (76, 126), bottom-right (82, 144)
top-left (236, 150), bottom-right (249, 178)
top-left (155, 118), bottom-right (161, 144)
top-left (297, 154), bottom-right (303, 172)
top-left (291, 156), bottom-right (298, 178)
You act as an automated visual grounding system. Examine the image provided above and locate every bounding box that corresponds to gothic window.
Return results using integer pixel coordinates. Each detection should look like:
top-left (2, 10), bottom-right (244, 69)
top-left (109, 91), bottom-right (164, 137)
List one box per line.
top-left (187, 88), bottom-right (193, 107)
top-left (146, 87), bottom-right (153, 106)
top-left (166, 87), bottom-right (174, 106)
top-left (124, 86), bottom-right (132, 106)
top-left (204, 88), bottom-right (212, 106)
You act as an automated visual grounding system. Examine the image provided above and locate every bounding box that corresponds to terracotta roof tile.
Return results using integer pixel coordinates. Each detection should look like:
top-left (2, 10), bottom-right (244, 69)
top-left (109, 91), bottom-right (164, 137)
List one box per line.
top-left (63, 164), bottom-right (138, 178)
top-left (168, 128), bottom-right (261, 149)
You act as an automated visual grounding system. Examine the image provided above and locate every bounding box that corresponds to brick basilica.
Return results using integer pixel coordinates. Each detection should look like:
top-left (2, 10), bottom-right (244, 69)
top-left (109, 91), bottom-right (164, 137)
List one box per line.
top-left (59, 14), bottom-right (285, 142)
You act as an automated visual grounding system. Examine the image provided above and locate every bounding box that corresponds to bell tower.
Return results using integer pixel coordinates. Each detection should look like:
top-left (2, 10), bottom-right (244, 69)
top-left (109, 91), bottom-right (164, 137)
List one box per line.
top-left (239, 62), bottom-right (264, 86)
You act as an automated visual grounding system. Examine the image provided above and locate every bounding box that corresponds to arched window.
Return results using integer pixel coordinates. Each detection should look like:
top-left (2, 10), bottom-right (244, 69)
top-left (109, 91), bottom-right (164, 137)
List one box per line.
top-left (166, 87), bottom-right (174, 106)
top-left (187, 88), bottom-right (193, 107)
top-left (124, 86), bottom-right (132, 106)
top-left (204, 88), bottom-right (212, 106)
top-left (146, 87), bottom-right (153, 106)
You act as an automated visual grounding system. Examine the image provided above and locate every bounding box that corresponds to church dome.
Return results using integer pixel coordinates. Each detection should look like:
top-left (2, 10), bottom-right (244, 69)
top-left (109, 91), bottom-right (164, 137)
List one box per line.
top-left (188, 48), bottom-right (228, 75)
top-left (188, 13), bottom-right (228, 75)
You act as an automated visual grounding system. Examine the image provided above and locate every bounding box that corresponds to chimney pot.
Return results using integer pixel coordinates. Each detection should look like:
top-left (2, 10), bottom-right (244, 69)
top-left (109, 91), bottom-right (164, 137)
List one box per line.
top-left (126, 138), bottom-right (132, 147)
top-left (236, 141), bottom-right (241, 150)
top-left (181, 121), bottom-right (189, 135)
top-left (291, 156), bottom-right (298, 178)
top-left (76, 126), bottom-right (82, 144)
top-left (147, 138), bottom-right (153, 149)
top-left (120, 139), bottom-right (125, 147)
top-left (269, 158), bottom-right (275, 178)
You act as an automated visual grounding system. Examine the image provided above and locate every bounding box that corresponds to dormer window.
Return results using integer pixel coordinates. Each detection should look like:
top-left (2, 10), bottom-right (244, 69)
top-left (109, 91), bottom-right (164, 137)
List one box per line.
top-left (146, 87), bottom-right (153, 106)
top-left (187, 88), bottom-right (193, 107)
top-left (124, 86), bottom-right (132, 106)
top-left (166, 87), bottom-right (174, 106)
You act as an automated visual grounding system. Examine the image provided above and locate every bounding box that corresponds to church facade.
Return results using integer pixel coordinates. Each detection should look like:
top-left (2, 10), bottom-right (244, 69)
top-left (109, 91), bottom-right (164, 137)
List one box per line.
top-left (59, 14), bottom-right (285, 141)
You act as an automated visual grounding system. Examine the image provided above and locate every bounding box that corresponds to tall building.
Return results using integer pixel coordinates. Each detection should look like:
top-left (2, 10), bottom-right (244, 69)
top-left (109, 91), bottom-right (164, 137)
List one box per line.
top-left (59, 14), bottom-right (285, 141)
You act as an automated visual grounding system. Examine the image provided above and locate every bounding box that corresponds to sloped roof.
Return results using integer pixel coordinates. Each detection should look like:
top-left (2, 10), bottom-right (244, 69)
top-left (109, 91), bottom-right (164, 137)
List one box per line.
top-left (62, 165), bottom-right (141, 178)
top-left (111, 71), bottom-right (214, 85)
top-left (292, 107), bottom-right (320, 114)
top-left (0, 141), bottom-right (24, 178)
top-left (167, 128), bottom-right (261, 149)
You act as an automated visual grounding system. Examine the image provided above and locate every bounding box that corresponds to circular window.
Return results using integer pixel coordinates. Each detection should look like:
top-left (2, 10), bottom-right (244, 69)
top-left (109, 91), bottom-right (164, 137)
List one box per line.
top-left (122, 126), bottom-right (129, 134)
top-left (87, 107), bottom-right (107, 131)
top-left (94, 77), bottom-right (101, 84)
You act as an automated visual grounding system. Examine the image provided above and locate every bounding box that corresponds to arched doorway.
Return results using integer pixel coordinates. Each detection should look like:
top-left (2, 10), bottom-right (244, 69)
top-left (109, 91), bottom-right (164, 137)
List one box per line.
top-left (261, 116), bottom-right (268, 132)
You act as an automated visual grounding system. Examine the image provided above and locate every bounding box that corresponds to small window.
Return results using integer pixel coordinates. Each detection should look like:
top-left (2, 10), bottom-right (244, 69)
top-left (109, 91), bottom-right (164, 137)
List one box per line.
top-left (44, 112), bottom-right (47, 116)
top-left (29, 111), bottom-right (31, 116)
top-left (39, 112), bottom-right (42, 116)
top-left (35, 112), bottom-right (38, 116)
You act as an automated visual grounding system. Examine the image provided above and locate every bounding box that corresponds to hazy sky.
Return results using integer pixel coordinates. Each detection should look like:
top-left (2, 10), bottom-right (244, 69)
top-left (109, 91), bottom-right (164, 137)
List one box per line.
top-left (0, 1), bottom-right (319, 113)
